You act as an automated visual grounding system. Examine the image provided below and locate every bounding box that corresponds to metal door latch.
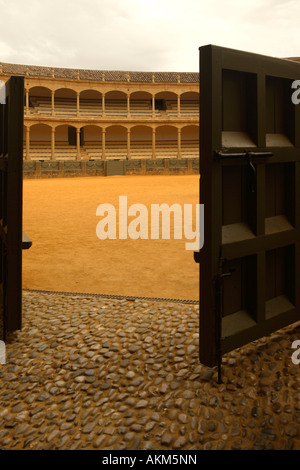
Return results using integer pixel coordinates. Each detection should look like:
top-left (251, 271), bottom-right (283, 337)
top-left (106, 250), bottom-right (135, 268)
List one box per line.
top-left (246, 153), bottom-right (256, 193)
top-left (214, 266), bottom-right (236, 384)
top-left (214, 150), bottom-right (273, 160)
top-left (215, 150), bottom-right (273, 194)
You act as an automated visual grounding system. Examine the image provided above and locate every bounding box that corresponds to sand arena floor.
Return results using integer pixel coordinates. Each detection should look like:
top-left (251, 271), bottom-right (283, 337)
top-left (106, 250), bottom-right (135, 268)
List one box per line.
top-left (22, 175), bottom-right (199, 300)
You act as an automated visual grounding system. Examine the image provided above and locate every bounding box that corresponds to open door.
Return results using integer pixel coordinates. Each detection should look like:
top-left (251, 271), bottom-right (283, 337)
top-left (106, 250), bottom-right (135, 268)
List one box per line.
top-left (0, 76), bottom-right (24, 341)
top-left (198, 45), bottom-right (300, 368)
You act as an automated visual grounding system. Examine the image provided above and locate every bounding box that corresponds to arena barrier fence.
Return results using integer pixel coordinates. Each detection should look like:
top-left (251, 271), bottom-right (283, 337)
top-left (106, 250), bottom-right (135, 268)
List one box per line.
top-left (23, 158), bottom-right (199, 178)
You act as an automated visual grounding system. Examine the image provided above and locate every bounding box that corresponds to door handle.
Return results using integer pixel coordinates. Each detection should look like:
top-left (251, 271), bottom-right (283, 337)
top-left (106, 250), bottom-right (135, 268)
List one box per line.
top-left (215, 150), bottom-right (273, 159)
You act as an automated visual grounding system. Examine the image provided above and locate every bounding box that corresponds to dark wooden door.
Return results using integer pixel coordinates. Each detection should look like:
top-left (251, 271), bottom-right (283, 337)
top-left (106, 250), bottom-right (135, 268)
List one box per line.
top-left (198, 45), bottom-right (300, 367)
top-left (0, 76), bottom-right (24, 341)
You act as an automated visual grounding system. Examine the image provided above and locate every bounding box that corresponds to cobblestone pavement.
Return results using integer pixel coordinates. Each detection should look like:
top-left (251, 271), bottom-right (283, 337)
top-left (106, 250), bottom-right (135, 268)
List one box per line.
top-left (0, 291), bottom-right (299, 450)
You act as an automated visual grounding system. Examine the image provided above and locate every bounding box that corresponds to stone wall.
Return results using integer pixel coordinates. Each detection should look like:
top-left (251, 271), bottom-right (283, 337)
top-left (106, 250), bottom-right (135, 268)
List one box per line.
top-left (23, 158), bottom-right (199, 178)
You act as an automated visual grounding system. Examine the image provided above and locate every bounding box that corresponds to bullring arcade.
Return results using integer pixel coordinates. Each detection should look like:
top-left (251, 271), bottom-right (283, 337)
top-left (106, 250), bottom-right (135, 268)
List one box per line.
top-left (0, 63), bottom-right (199, 163)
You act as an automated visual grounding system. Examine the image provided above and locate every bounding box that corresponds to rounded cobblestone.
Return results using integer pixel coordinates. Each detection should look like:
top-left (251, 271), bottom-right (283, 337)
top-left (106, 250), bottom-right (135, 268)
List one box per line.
top-left (0, 291), bottom-right (299, 450)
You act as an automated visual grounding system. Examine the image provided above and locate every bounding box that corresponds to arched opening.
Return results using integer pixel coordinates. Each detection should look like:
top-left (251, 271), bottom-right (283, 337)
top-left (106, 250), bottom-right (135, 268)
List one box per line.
top-left (82, 125), bottom-right (102, 159)
top-left (155, 91), bottom-right (178, 116)
top-left (105, 91), bottom-right (127, 117)
top-left (180, 91), bottom-right (199, 118)
top-left (28, 86), bottom-right (52, 116)
top-left (27, 124), bottom-right (52, 160)
top-left (106, 125), bottom-right (127, 159)
top-left (55, 124), bottom-right (78, 159)
top-left (130, 91), bottom-right (152, 117)
top-left (131, 125), bottom-right (152, 158)
top-left (80, 90), bottom-right (102, 116)
top-left (181, 125), bottom-right (199, 158)
top-left (156, 125), bottom-right (177, 158)
top-left (54, 88), bottom-right (77, 116)
top-left (23, 125), bottom-right (27, 158)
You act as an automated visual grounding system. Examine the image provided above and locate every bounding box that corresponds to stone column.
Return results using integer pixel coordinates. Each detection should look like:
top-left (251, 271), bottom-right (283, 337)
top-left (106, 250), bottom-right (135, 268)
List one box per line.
top-left (127, 94), bottom-right (131, 118)
top-left (76, 128), bottom-right (81, 160)
top-left (26, 126), bottom-right (30, 161)
top-left (102, 94), bottom-right (106, 117)
top-left (177, 128), bottom-right (182, 159)
top-left (25, 89), bottom-right (29, 115)
top-left (102, 128), bottom-right (106, 160)
top-left (177, 94), bottom-right (181, 118)
top-left (51, 90), bottom-right (55, 116)
top-left (152, 95), bottom-right (155, 118)
top-left (77, 92), bottom-right (80, 117)
top-left (152, 128), bottom-right (156, 159)
top-left (127, 128), bottom-right (131, 160)
top-left (51, 128), bottom-right (55, 160)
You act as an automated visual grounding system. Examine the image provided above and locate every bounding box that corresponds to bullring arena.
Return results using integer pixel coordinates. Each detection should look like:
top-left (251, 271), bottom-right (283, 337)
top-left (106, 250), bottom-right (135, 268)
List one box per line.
top-left (0, 61), bottom-right (300, 451)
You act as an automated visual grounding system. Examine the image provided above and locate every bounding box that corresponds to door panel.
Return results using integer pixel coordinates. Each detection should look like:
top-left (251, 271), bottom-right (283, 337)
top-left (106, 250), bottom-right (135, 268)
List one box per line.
top-left (198, 45), bottom-right (300, 367)
top-left (0, 76), bottom-right (24, 341)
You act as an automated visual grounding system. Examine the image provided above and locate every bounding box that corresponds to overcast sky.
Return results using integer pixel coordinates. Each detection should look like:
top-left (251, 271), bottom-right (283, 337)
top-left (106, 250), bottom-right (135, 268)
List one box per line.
top-left (0, 0), bottom-right (299, 72)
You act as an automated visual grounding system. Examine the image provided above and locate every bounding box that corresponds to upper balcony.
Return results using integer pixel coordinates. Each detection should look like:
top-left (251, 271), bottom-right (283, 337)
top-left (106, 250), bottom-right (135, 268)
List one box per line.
top-left (25, 87), bottom-right (199, 122)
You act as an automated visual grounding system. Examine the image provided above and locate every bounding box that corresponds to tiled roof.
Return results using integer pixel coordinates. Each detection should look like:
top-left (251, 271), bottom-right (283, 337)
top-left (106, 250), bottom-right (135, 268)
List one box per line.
top-left (0, 61), bottom-right (199, 83)
top-left (286, 57), bottom-right (300, 63)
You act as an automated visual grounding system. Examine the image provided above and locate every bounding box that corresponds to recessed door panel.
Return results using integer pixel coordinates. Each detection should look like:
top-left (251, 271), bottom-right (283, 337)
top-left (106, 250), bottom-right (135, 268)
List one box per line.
top-left (199, 45), bottom-right (300, 367)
